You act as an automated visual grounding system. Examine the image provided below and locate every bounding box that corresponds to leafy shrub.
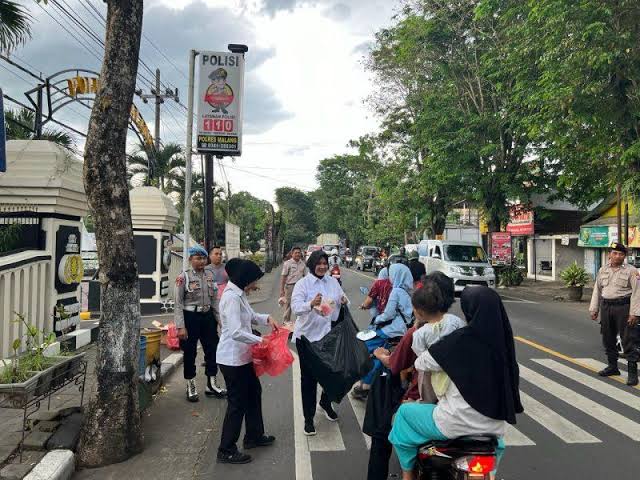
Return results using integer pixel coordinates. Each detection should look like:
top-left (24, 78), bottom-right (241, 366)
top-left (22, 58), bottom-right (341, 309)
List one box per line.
top-left (498, 265), bottom-right (524, 287)
top-left (560, 262), bottom-right (591, 287)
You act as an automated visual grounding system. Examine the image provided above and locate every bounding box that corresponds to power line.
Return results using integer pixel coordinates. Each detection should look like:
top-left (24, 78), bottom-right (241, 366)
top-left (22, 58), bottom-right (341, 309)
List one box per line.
top-left (223, 163), bottom-right (313, 191)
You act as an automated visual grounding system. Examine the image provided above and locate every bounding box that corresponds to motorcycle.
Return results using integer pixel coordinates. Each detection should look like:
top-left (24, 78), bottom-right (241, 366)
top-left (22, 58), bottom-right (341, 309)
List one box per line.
top-left (373, 257), bottom-right (385, 274)
top-left (416, 435), bottom-right (498, 480)
top-left (330, 264), bottom-right (342, 285)
top-left (345, 254), bottom-right (353, 268)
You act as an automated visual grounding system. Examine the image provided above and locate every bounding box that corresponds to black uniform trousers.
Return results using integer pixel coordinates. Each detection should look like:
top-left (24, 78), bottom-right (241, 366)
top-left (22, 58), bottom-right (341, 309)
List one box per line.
top-left (296, 339), bottom-right (331, 422)
top-left (179, 310), bottom-right (219, 379)
top-left (218, 363), bottom-right (264, 454)
top-left (601, 298), bottom-right (640, 363)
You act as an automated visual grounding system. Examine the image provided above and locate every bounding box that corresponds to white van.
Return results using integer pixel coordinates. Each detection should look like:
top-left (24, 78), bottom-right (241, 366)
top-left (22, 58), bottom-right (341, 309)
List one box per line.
top-left (418, 240), bottom-right (496, 292)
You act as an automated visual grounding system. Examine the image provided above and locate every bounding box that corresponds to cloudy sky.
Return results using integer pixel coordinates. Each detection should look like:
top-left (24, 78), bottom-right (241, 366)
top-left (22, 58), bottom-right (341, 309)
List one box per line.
top-left (1, 0), bottom-right (400, 202)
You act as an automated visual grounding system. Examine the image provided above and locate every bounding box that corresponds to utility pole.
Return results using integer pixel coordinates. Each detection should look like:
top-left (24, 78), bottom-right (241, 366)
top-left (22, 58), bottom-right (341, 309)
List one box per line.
top-left (227, 181), bottom-right (231, 219)
top-left (137, 68), bottom-right (180, 151)
top-left (204, 153), bottom-right (215, 251)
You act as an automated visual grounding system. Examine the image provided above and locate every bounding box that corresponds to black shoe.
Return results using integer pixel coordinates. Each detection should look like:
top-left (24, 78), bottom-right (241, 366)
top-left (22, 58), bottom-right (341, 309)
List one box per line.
top-left (217, 451), bottom-right (252, 464)
top-left (304, 421), bottom-right (316, 436)
top-left (627, 362), bottom-right (638, 386)
top-left (598, 365), bottom-right (621, 377)
top-left (351, 385), bottom-right (369, 401)
top-left (319, 399), bottom-right (339, 422)
top-left (243, 435), bottom-right (276, 449)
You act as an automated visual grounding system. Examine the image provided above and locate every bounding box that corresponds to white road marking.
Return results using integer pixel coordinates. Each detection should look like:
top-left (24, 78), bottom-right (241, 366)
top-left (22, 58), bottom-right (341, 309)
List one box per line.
top-left (500, 295), bottom-right (538, 304)
top-left (308, 395), bottom-right (346, 452)
top-left (536, 359), bottom-right (638, 408)
top-left (504, 424), bottom-right (535, 446)
top-left (574, 358), bottom-right (629, 383)
top-left (347, 388), bottom-right (372, 450)
top-left (519, 364), bottom-right (640, 440)
top-left (291, 350), bottom-right (313, 480)
top-left (519, 391), bottom-right (600, 443)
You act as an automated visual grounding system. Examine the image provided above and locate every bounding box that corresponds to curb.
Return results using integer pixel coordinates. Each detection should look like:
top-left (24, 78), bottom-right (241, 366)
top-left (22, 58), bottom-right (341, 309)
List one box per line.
top-left (24, 450), bottom-right (74, 480)
top-left (27, 353), bottom-right (183, 479)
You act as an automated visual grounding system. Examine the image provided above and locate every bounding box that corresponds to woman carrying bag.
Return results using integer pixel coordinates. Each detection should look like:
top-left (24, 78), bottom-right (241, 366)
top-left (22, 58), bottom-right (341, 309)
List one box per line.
top-left (216, 259), bottom-right (279, 465)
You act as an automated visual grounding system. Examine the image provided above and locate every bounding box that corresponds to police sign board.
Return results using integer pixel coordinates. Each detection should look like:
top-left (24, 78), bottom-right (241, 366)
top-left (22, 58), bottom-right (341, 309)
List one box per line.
top-left (196, 52), bottom-right (245, 155)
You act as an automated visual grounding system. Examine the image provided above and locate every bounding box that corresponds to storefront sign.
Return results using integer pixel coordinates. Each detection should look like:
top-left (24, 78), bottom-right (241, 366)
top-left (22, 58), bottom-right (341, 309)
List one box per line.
top-left (506, 205), bottom-right (534, 236)
top-left (196, 52), bottom-right (245, 155)
top-left (578, 226), bottom-right (609, 247)
top-left (491, 232), bottom-right (512, 265)
top-left (225, 222), bottom-right (240, 259)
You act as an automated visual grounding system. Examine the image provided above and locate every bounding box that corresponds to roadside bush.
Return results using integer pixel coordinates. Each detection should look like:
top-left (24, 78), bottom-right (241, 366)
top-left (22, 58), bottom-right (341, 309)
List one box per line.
top-left (498, 265), bottom-right (524, 287)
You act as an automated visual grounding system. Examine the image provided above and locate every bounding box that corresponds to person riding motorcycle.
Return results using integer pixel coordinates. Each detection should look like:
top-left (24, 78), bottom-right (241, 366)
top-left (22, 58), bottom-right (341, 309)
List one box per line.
top-left (328, 248), bottom-right (341, 267)
top-left (389, 287), bottom-right (523, 480)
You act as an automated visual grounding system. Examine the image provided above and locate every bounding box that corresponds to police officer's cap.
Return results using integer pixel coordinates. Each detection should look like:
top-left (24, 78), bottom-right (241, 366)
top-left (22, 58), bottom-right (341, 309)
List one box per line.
top-left (610, 242), bottom-right (628, 254)
top-left (209, 68), bottom-right (228, 80)
top-left (188, 245), bottom-right (208, 258)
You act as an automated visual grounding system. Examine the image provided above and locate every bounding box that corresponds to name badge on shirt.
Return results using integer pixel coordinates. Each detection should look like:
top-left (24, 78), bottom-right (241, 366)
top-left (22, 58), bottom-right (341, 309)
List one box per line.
top-left (189, 279), bottom-right (201, 291)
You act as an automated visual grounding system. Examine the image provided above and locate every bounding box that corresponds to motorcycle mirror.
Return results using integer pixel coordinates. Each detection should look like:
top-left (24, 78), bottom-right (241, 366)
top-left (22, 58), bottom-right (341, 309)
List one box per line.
top-left (360, 286), bottom-right (369, 296)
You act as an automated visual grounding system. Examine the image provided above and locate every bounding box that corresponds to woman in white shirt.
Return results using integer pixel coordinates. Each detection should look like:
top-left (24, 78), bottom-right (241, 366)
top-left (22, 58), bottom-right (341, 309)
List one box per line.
top-left (292, 250), bottom-right (347, 436)
top-left (216, 259), bottom-right (278, 465)
top-left (389, 286), bottom-right (524, 480)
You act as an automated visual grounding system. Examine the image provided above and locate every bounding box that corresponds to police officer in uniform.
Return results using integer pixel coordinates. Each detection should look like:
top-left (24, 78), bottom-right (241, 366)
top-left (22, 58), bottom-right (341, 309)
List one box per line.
top-left (175, 245), bottom-right (227, 402)
top-left (589, 242), bottom-right (640, 386)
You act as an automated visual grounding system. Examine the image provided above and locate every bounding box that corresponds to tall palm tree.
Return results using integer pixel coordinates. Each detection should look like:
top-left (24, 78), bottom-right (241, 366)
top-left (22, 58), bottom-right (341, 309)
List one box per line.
top-left (127, 142), bottom-right (183, 190)
top-left (0, 0), bottom-right (31, 54)
top-left (5, 108), bottom-right (75, 151)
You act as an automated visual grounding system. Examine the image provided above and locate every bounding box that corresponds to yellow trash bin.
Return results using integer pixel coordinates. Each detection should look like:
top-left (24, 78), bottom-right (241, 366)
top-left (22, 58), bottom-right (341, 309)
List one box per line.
top-left (140, 328), bottom-right (162, 365)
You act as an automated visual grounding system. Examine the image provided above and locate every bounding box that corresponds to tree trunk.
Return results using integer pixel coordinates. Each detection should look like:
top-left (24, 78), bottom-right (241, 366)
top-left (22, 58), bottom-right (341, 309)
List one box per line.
top-left (77, 0), bottom-right (144, 468)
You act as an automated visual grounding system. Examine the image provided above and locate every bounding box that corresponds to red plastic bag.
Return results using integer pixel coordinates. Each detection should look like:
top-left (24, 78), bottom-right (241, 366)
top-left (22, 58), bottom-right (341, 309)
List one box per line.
top-left (251, 328), bottom-right (294, 377)
top-left (167, 323), bottom-right (180, 350)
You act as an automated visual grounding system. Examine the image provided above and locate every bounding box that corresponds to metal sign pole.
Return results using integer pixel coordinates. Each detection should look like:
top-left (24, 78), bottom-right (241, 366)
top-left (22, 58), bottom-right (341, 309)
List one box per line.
top-left (183, 49), bottom-right (197, 270)
top-left (0, 88), bottom-right (6, 173)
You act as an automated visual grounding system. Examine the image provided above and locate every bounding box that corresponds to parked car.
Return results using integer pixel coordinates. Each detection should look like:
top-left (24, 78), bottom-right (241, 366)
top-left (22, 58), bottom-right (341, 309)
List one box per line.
top-left (418, 240), bottom-right (495, 292)
top-left (355, 246), bottom-right (380, 272)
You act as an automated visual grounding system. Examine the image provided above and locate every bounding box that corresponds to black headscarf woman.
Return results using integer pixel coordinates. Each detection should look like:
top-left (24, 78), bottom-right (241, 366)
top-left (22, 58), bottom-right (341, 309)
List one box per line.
top-left (428, 286), bottom-right (524, 424)
top-left (225, 259), bottom-right (264, 290)
top-left (306, 250), bottom-right (329, 278)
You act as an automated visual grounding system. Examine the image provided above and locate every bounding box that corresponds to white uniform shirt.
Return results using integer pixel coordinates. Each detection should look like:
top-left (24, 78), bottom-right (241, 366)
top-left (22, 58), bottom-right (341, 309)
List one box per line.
top-left (291, 274), bottom-right (345, 342)
top-left (216, 282), bottom-right (270, 367)
top-left (415, 350), bottom-right (507, 439)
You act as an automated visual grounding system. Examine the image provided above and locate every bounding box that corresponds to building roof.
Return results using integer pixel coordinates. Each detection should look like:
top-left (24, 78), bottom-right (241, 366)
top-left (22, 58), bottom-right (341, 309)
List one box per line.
top-left (130, 186), bottom-right (179, 231)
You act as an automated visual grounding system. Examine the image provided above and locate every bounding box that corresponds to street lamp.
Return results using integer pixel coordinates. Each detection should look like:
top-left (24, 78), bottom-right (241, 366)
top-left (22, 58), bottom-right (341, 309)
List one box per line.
top-left (228, 44), bottom-right (249, 54)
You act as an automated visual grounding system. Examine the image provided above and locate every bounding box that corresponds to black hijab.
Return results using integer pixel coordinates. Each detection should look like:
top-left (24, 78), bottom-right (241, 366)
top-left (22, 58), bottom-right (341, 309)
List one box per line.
top-left (225, 259), bottom-right (264, 290)
top-left (428, 286), bottom-right (523, 424)
top-left (306, 250), bottom-right (329, 278)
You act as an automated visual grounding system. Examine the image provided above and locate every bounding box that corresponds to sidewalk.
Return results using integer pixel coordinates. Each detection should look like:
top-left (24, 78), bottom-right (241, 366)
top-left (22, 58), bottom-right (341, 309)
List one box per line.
top-left (500, 277), bottom-right (594, 305)
top-left (0, 264), bottom-right (281, 479)
top-left (0, 335), bottom-right (181, 479)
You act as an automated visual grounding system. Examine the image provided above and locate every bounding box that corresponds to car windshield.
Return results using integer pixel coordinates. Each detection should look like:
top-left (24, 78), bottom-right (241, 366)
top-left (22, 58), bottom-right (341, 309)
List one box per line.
top-left (444, 245), bottom-right (487, 263)
top-left (363, 248), bottom-right (378, 256)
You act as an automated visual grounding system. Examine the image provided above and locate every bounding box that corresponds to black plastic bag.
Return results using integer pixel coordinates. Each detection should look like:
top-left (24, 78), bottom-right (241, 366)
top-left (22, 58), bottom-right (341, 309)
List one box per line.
top-left (298, 306), bottom-right (373, 403)
top-left (362, 367), bottom-right (405, 439)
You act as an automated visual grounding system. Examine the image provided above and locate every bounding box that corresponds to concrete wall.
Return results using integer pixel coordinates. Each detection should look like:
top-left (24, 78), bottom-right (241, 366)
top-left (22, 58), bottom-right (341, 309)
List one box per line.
top-left (555, 239), bottom-right (583, 277)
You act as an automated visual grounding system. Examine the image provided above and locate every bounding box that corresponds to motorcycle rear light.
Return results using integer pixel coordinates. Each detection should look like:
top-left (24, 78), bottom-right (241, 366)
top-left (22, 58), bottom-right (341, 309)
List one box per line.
top-left (454, 455), bottom-right (496, 475)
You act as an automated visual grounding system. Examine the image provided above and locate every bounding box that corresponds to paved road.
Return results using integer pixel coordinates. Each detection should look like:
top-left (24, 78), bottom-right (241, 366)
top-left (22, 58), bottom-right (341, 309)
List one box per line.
top-left (76, 267), bottom-right (640, 479)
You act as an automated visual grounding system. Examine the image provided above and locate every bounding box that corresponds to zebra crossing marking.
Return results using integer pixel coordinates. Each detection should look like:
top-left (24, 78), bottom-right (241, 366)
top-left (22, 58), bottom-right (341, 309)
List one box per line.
top-left (519, 391), bottom-right (600, 444)
top-left (291, 351), bottom-right (314, 480)
top-left (533, 359), bottom-right (640, 409)
top-left (347, 389), bottom-right (371, 450)
top-left (504, 424), bottom-right (535, 446)
top-left (574, 358), bottom-right (635, 387)
top-left (519, 364), bottom-right (640, 441)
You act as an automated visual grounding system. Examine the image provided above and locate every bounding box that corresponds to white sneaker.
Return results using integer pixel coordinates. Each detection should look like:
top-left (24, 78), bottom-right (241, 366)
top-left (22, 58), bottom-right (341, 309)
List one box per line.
top-left (144, 365), bottom-right (152, 383)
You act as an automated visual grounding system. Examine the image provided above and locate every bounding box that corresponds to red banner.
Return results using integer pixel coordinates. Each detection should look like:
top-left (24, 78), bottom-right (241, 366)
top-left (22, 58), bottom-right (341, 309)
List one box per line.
top-left (506, 205), bottom-right (534, 236)
top-left (491, 232), bottom-right (512, 265)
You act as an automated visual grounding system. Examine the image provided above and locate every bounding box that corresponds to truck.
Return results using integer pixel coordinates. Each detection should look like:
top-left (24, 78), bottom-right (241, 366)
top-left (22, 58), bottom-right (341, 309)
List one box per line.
top-left (316, 233), bottom-right (340, 251)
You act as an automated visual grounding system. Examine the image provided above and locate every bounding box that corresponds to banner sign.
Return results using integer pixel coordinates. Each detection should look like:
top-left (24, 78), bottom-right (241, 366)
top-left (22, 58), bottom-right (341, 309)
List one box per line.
top-left (225, 222), bottom-right (241, 260)
top-left (506, 205), bottom-right (534, 236)
top-left (0, 88), bottom-right (6, 173)
top-left (196, 52), bottom-right (245, 155)
top-left (491, 232), bottom-right (512, 265)
top-left (578, 226), bottom-right (609, 247)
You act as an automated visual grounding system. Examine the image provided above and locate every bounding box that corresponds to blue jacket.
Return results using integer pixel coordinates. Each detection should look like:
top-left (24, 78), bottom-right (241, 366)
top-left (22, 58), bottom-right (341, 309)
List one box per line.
top-left (373, 263), bottom-right (412, 338)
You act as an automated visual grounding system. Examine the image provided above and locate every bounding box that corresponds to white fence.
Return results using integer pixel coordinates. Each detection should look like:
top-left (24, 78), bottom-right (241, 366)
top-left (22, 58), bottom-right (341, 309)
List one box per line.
top-left (0, 251), bottom-right (52, 359)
